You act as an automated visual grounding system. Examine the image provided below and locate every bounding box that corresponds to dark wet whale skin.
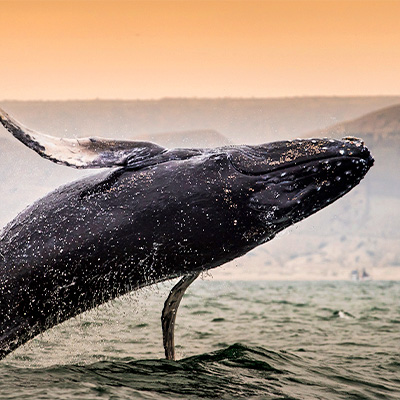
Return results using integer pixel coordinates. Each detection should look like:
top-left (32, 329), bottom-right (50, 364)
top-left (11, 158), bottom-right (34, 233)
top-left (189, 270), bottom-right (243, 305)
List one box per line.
top-left (0, 138), bottom-right (373, 359)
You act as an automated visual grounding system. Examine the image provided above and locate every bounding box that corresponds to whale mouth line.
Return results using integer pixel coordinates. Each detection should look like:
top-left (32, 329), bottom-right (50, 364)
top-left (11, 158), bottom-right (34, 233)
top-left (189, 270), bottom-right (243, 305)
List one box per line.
top-left (229, 153), bottom-right (372, 177)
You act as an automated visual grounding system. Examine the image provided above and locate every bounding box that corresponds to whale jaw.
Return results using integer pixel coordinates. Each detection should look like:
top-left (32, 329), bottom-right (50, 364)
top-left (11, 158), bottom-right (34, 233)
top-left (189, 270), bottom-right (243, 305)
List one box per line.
top-left (233, 137), bottom-right (374, 231)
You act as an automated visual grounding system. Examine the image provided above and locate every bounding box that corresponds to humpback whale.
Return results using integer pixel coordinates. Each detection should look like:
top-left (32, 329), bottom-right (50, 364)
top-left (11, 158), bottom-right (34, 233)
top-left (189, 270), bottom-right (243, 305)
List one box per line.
top-left (0, 108), bottom-right (373, 360)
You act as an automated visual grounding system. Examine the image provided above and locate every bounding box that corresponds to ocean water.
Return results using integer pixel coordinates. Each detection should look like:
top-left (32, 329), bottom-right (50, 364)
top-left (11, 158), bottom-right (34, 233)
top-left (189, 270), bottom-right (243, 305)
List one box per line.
top-left (0, 280), bottom-right (399, 399)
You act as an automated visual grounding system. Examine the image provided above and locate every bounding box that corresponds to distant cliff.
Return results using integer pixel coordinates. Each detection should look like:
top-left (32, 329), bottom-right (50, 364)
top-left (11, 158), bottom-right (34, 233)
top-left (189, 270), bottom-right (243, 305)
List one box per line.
top-left (315, 104), bottom-right (400, 142)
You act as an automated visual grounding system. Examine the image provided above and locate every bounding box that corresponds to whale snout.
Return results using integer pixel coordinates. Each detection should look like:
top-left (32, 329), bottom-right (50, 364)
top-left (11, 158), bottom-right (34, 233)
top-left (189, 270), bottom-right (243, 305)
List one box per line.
top-left (232, 137), bottom-right (374, 229)
top-left (340, 136), bottom-right (374, 168)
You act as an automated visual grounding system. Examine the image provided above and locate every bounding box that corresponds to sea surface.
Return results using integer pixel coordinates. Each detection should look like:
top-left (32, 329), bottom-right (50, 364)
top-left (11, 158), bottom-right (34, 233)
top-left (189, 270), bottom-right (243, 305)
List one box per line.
top-left (0, 280), bottom-right (399, 399)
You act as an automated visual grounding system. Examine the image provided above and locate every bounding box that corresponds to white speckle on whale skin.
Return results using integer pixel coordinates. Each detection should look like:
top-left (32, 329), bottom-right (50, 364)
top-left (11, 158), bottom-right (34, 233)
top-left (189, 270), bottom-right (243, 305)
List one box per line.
top-left (281, 172), bottom-right (287, 177)
top-left (339, 150), bottom-right (345, 155)
top-left (335, 176), bottom-right (341, 181)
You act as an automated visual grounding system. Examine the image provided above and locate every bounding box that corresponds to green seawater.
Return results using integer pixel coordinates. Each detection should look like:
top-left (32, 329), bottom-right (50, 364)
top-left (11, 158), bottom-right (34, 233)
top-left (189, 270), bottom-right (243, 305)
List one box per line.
top-left (1, 280), bottom-right (399, 399)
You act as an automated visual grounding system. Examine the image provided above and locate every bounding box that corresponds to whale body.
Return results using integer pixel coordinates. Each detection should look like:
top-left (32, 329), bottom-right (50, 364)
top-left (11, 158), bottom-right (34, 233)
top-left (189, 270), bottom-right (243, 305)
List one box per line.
top-left (0, 109), bottom-right (373, 359)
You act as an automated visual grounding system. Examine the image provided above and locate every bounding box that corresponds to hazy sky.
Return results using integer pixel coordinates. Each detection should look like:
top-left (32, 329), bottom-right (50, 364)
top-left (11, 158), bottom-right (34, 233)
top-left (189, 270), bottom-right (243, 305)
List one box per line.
top-left (1, 0), bottom-right (399, 100)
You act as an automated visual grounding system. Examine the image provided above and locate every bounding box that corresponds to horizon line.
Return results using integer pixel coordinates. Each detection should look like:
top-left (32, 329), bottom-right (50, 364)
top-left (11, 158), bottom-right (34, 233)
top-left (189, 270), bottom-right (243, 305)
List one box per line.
top-left (2, 94), bottom-right (400, 103)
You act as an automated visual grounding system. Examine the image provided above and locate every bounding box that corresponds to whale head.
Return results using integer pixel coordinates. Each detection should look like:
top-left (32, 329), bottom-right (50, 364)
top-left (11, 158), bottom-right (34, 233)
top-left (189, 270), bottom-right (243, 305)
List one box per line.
top-left (226, 137), bottom-right (374, 240)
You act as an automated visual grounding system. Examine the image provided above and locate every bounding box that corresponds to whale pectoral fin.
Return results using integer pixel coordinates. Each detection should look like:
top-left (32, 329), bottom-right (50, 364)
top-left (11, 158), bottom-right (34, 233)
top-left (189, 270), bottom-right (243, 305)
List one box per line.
top-left (161, 272), bottom-right (200, 361)
top-left (0, 107), bottom-right (165, 169)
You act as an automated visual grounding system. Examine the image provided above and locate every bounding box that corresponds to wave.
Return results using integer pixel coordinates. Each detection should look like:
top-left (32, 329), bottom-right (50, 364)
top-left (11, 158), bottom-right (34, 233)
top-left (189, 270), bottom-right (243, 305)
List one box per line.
top-left (1, 343), bottom-right (399, 400)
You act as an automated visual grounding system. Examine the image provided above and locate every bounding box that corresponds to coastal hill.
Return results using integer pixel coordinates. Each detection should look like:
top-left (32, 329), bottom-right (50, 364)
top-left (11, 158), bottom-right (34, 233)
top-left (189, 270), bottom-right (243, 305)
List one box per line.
top-left (311, 103), bottom-right (400, 198)
top-left (315, 104), bottom-right (400, 141)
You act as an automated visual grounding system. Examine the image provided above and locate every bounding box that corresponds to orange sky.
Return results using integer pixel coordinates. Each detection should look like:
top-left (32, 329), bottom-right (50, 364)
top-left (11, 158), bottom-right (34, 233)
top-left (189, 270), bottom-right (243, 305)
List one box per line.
top-left (0, 0), bottom-right (399, 100)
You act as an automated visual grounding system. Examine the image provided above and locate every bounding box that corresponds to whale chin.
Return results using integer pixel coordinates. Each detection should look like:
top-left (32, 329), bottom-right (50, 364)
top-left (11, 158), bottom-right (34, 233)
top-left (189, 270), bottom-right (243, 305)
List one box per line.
top-left (242, 137), bottom-right (374, 229)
